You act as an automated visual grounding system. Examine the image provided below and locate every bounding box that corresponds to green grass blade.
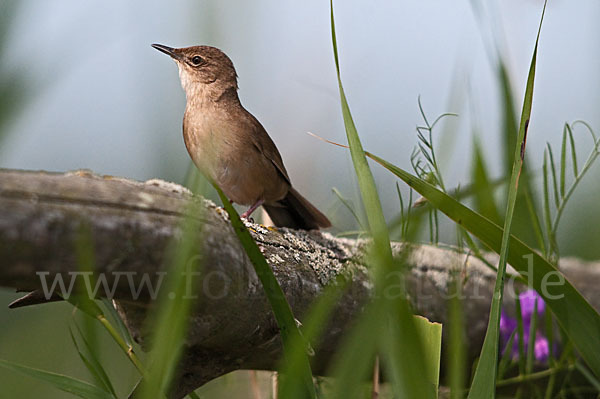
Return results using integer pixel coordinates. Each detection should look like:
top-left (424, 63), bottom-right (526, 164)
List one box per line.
top-left (70, 325), bottom-right (118, 397)
top-left (382, 309), bottom-right (440, 399)
top-left (481, 11), bottom-right (538, 247)
top-left (138, 212), bottom-right (203, 399)
top-left (396, 182), bottom-right (406, 238)
top-left (542, 152), bottom-right (553, 256)
top-left (328, 302), bottom-right (384, 399)
top-left (183, 160), bottom-right (213, 197)
top-left (214, 185), bottom-right (316, 398)
top-left (65, 296), bottom-right (105, 320)
top-left (575, 363), bottom-right (600, 392)
top-left (448, 278), bottom-right (466, 399)
top-left (405, 188), bottom-right (414, 238)
top-left (414, 316), bottom-right (442, 392)
top-left (67, 224), bottom-right (106, 319)
top-left (467, 2), bottom-right (546, 395)
top-left (330, 2), bottom-right (434, 397)
top-left (544, 308), bottom-right (554, 364)
top-left (550, 124), bottom-right (600, 238)
top-left (515, 296), bottom-right (526, 376)
top-left (565, 123), bottom-right (578, 177)
top-left (560, 127), bottom-right (567, 198)
top-left (543, 371), bottom-right (556, 399)
top-left (0, 358), bottom-right (115, 399)
top-left (497, 58), bottom-right (538, 245)
top-left (395, 183), bottom-right (415, 240)
top-left (525, 299), bottom-right (539, 374)
top-left (364, 152), bottom-right (600, 379)
top-left (99, 298), bottom-right (134, 349)
top-left (546, 143), bottom-right (560, 208)
top-left (0, 3), bottom-right (30, 144)
top-left (497, 60), bottom-right (519, 174)
top-left (330, 0), bottom-right (393, 266)
top-left (523, 186), bottom-right (546, 254)
top-left (187, 391), bottom-right (202, 399)
top-left (332, 187), bottom-right (366, 231)
top-left (471, 137), bottom-right (501, 225)
top-left (278, 283), bottom-right (348, 399)
top-left (70, 226), bottom-right (146, 377)
top-left (498, 330), bottom-right (517, 380)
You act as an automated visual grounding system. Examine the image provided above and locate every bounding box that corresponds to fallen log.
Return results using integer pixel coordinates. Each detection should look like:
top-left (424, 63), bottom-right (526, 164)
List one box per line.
top-left (0, 169), bottom-right (598, 398)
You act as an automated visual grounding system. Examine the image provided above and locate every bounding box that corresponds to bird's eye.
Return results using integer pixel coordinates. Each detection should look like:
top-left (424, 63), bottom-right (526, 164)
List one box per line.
top-left (191, 55), bottom-right (204, 66)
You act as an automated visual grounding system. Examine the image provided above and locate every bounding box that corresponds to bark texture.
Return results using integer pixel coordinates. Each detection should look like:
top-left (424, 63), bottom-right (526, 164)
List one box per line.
top-left (0, 169), bottom-right (598, 398)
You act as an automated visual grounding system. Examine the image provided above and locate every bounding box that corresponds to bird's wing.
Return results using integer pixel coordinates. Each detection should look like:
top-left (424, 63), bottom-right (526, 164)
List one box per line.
top-left (249, 116), bottom-right (291, 185)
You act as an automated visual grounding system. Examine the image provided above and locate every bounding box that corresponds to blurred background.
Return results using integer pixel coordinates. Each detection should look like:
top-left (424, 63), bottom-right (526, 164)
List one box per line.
top-left (0, 1), bottom-right (598, 397)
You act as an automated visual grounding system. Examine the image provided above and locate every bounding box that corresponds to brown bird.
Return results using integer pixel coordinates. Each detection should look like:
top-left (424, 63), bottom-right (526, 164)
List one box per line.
top-left (152, 44), bottom-right (330, 229)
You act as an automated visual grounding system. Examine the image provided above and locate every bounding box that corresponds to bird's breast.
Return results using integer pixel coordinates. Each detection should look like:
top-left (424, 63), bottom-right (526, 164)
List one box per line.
top-left (182, 109), bottom-right (288, 205)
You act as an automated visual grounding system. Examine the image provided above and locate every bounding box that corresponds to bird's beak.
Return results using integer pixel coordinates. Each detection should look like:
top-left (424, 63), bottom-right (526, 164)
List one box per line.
top-left (151, 43), bottom-right (181, 61)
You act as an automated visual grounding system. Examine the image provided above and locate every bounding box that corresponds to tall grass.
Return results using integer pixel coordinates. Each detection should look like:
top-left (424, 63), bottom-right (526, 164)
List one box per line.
top-left (3, 1), bottom-right (600, 398)
top-left (0, 3), bottom-right (27, 142)
top-left (468, 2), bottom-right (547, 396)
top-left (328, 2), bottom-right (440, 398)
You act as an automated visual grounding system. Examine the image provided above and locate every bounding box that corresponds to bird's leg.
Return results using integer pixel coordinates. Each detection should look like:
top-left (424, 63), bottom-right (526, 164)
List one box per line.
top-left (241, 199), bottom-right (265, 219)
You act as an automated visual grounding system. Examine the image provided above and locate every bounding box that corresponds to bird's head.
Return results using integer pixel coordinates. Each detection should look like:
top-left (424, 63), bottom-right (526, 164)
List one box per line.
top-left (152, 44), bottom-right (238, 97)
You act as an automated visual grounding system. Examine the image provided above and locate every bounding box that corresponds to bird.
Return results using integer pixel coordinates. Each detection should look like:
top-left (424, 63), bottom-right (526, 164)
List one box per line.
top-left (151, 44), bottom-right (330, 230)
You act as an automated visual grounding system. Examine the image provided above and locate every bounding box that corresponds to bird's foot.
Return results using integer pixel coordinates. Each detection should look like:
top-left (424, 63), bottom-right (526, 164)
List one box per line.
top-left (241, 199), bottom-right (264, 220)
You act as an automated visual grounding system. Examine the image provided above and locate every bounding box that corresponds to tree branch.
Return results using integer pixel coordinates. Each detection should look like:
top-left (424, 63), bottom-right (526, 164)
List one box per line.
top-left (0, 169), bottom-right (598, 398)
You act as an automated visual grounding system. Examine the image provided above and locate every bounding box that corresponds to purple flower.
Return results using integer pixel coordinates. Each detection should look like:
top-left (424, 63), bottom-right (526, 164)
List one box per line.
top-left (519, 289), bottom-right (545, 320)
top-left (534, 334), bottom-right (549, 363)
top-left (500, 310), bottom-right (517, 343)
top-left (499, 289), bottom-right (551, 364)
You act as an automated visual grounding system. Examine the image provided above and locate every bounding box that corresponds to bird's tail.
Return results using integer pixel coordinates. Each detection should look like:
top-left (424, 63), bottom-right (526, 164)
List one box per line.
top-left (263, 187), bottom-right (331, 230)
